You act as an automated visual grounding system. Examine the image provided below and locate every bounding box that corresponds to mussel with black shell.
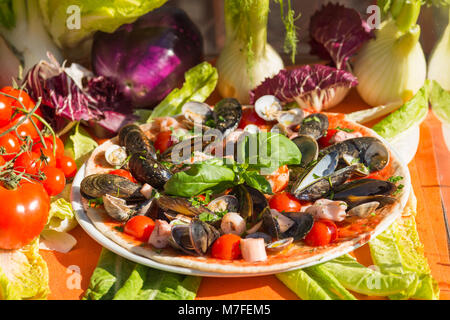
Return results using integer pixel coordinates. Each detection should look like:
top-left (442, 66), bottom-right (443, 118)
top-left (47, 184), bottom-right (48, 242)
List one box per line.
top-left (80, 173), bottom-right (145, 201)
top-left (214, 98), bottom-right (242, 137)
top-left (262, 208), bottom-right (314, 240)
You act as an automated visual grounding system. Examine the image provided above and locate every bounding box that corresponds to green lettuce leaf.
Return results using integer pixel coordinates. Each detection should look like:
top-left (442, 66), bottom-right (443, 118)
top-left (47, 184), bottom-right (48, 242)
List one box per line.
top-left (429, 79), bottom-right (450, 124)
top-left (64, 122), bottom-right (98, 168)
top-left (276, 268), bottom-right (334, 300)
top-left (84, 249), bottom-right (201, 300)
top-left (148, 62), bottom-right (218, 120)
top-left (0, 239), bottom-right (49, 300)
top-left (38, 0), bottom-right (168, 49)
top-left (372, 82), bottom-right (429, 141)
top-left (320, 254), bottom-right (416, 296)
top-left (369, 219), bottom-right (440, 300)
top-left (46, 197), bottom-right (77, 233)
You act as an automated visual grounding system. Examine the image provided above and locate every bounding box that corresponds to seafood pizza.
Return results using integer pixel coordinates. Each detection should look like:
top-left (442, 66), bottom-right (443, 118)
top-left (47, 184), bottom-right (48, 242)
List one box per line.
top-left (78, 96), bottom-right (410, 274)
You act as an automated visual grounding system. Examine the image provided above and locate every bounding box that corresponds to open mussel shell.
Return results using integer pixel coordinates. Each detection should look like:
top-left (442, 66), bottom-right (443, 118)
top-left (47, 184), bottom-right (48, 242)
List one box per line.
top-left (161, 135), bottom-right (215, 163)
top-left (277, 109), bottom-right (304, 127)
top-left (293, 164), bottom-right (360, 201)
top-left (291, 135), bottom-right (319, 168)
top-left (80, 174), bottom-right (145, 201)
top-left (332, 179), bottom-right (397, 209)
top-left (291, 151), bottom-right (339, 197)
top-left (298, 113), bottom-right (329, 140)
top-left (128, 154), bottom-right (172, 189)
top-left (207, 195), bottom-right (239, 213)
top-left (266, 237), bottom-right (294, 252)
top-left (347, 201), bottom-right (380, 218)
top-left (169, 220), bottom-right (220, 256)
top-left (156, 195), bottom-right (213, 217)
top-left (254, 95), bottom-right (282, 121)
top-left (229, 184), bottom-right (268, 225)
top-left (214, 98), bottom-right (242, 136)
top-left (118, 124), bottom-right (156, 160)
top-left (262, 208), bottom-right (314, 240)
top-left (322, 137), bottom-right (389, 173)
top-left (182, 101), bottom-right (213, 125)
top-left (102, 194), bottom-right (136, 222)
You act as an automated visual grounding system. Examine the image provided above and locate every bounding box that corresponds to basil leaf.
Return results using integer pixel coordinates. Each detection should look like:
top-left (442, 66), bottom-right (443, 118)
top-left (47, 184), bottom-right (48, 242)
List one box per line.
top-left (242, 171), bottom-right (273, 195)
top-left (237, 132), bottom-right (301, 169)
top-left (164, 164), bottom-right (235, 197)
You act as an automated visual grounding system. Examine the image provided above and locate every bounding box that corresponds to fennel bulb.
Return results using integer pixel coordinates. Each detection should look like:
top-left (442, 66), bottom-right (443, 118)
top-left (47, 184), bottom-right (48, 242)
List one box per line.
top-left (353, 20), bottom-right (426, 107)
top-left (428, 9), bottom-right (450, 90)
top-left (216, 0), bottom-right (286, 104)
top-left (0, 0), bottom-right (63, 84)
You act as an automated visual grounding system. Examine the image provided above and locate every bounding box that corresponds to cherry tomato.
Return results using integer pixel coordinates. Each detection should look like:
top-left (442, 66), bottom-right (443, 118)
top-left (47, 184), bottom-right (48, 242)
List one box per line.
top-left (0, 155), bottom-right (5, 167)
top-left (0, 181), bottom-right (50, 249)
top-left (238, 108), bottom-right (268, 130)
top-left (269, 192), bottom-right (303, 213)
top-left (32, 136), bottom-right (65, 159)
top-left (0, 87), bottom-right (35, 110)
top-left (211, 234), bottom-right (242, 260)
top-left (266, 165), bottom-right (289, 193)
top-left (109, 169), bottom-right (137, 183)
top-left (36, 148), bottom-right (56, 168)
top-left (42, 167), bottom-right (66, 196)
top-left (0, 133), bottom-right (21, 160)
top-left (317, 129), bottom-right (338, 148)
top-left (14, 151), bottom-right (42, 175)
top-left (304, 219), bottom-right (338, 247)
top-left (124, 216), bottom-right (155, 242)
top-left (0, 100), bottom-right (13, 127)
top-left (56, 155), bottom-right (77, 179)
top-left (154, 130), bottom-right (174, 154)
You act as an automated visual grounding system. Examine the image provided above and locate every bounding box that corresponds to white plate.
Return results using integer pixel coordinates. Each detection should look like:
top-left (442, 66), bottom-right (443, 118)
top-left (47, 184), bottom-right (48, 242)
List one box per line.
top-left (72, 149), bottom-right (410, 278)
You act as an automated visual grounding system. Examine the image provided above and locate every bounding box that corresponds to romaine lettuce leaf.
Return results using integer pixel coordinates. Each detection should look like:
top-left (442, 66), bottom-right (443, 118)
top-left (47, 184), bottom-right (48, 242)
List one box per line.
top-left (148, 62), bottom-right (218, 120)
top-left (39, 0), bottom-right (168, 50)
top-left (46, 197), bottom-right (77, 233)
top-left (64, 122), bottom-right (98, 168)
top-left (320, 254), bottom-right (416, 296)
top-left (276, 268), bottom-right (334, 300)
top-left (429, 79), bottom-right (450, 124)
top-left (372, 82), bottom-right (429, 141)
top-left (0, 239), bottom-right (49, 300)
top-left (84, 249), bottom-right (201, 300)
top-left (369, 193), bottom-right (440, 300)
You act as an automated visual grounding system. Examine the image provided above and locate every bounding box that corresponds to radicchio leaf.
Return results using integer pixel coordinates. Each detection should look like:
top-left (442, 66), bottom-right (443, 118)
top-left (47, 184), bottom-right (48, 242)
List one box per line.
top-left (25, 53), bottom-right (136, 134)
top-left (249, 64), bottom-right (358, 111)
top-left (309, 3), bottom-right (374, 70)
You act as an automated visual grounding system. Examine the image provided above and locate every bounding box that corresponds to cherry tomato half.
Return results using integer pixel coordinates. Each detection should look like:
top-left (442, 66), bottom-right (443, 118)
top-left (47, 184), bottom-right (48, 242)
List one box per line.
top-left (238, 108), bottom-right (268, 130)
top-left (304, 219), bottom-right (338, 247)
top-left (154, 130), bottom-right (174, 154)
top-left (124, 216), bottom-right (155, 242)
top-left (269, 192), bottom-right (303, 213)
top-left (56, 155), bottom-right (77, 179)
top-left (42, 167), bottom-right (66, 196)
top-left (317, 129), bottom-right (338, 148)
top-left (211, 234), bottom-right (242, 260)
top-left (109, 169), bottom-right (137, 183)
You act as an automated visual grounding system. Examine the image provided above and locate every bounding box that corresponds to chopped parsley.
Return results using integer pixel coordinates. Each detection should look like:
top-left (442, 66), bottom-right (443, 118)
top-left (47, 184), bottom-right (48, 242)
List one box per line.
top-left (388, 175), bottom-right (404, 183)
top-left (336, 126), bottom-right (355, 133)
top-left (114, 225), bottom-right (124, 232)
top-left (88, 197), bottom-right (104, 208)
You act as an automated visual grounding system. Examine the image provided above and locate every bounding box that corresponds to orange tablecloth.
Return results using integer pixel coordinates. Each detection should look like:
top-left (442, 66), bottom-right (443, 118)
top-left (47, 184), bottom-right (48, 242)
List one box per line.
top-left (41, 89), bottom-right (450, 300)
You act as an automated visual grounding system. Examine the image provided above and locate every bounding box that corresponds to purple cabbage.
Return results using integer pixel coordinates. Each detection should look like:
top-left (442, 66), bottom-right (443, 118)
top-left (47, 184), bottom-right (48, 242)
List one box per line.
top-left (25, 53), bottom-right (136, 135)
top-left (249, 64), bottom-right (358, 111)
top-left (309, 3), bottom-right (374, 70)
top-left (91, 7), bottom-right (204, 109)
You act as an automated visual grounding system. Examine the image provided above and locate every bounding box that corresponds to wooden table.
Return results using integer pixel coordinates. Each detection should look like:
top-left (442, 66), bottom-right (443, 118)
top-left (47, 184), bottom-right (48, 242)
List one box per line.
top-left (41, 89), bottom-right (450, 300)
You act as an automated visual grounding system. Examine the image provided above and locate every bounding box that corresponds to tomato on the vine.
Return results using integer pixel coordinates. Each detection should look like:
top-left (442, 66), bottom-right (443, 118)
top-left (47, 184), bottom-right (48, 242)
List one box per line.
top-left (0, 155), bottom-right (5, 166)
top-left (56, 155), bottom-right (77, 179)
top-left (14, 150), bottom-right (54, 175)
top-left (304, 219), bottom-right (338, 247)
top-left (211, 234), bottom-right (242, 260)
top-left (42, 167), bottom-right (66, 196)
top-left (32, 136), bottom-right (65, 159)
top-left (109, 169), bottom-right (137, 183)
top-left (0, 87), bottom-right (35, 110)
top-left (0, 133), bottom-right (21, 160)
top-left (124, 216), bottom-right (155, 242)
top-left (269, 192), bottom-right (303, 213)
top-left (154, 130), bottom-right (174, 154)
top-left (0, 181), bottom-right (50, 249)
top-left (0, 100), bottom-right (13, 127)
